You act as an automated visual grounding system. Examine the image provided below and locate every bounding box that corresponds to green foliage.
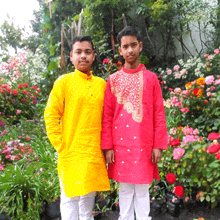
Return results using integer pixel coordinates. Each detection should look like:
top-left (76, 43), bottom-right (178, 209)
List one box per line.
top-left (158, 126), bottom-right (220, 207)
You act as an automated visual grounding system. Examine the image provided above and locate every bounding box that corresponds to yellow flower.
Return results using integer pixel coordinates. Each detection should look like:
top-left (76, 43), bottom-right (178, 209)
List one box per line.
top-left (196, 77), bottom-right (205, 85)
top-left (185, 82), bottom-right (192, 89)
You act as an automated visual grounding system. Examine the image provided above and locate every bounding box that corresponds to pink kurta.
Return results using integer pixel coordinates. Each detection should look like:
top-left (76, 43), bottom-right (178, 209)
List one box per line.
top-left (101, 64), bottom-right (168, 184)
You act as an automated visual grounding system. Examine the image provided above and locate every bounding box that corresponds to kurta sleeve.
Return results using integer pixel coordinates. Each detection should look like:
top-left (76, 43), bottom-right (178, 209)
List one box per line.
top-left (44, 76), bottom-right (65, 153)
top-left (153, 75), bottom-right (168, 150)
top-left (101, 78), bottom-right (114, 150)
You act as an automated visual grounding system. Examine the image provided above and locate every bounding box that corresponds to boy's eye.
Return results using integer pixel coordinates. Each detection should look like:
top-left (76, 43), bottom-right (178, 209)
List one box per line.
top-left (123, 45), bottom-right (128, 49)
top-left (131, 43), bottom-right (137, 47)
top-left (75, 51), bottom-right (81, 54)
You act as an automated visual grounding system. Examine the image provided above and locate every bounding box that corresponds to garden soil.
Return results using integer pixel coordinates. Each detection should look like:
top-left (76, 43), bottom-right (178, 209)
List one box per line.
top-left (98, 203), bottom-right (220, 220)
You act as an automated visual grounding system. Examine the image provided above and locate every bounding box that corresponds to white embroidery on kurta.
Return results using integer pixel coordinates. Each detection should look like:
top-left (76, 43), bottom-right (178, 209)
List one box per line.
top-left (110, 70), bottom-right (143, 123)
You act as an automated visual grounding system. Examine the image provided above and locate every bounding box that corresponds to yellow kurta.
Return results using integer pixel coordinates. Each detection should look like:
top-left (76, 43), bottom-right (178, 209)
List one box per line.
top-left (44, 69), bottom-right (110, 197)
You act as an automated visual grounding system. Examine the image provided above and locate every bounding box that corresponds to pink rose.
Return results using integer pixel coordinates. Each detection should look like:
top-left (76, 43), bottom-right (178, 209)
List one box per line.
top-left (167, 69), bottom-right (172, 75)
top-left (205, 75), bottom-right (215, 85)
top-left (174, 65), bottom-right (180, 71)
top-left (214, 79), bottom-right (220, 85)
top-left (204, 54), bottom-right (209, 57)
top-left (214, 49), bottom-right (219, 54)
top-left (16, 110), bottom-right (21, 114)
top-left (180, 107), bottom-right (189, 113)
top-left (173, 147), bottom-right (185, 159)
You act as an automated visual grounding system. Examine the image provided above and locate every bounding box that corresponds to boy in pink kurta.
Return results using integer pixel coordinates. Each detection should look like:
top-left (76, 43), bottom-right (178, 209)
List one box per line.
top-left (101, 26), bottom-right (168, 220)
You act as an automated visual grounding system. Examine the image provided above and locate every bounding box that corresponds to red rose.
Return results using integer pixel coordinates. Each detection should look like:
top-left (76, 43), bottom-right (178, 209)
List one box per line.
top-left (169, 137), bottom-right (181, 147)
top-left (208, 144), bottom-right (220, 154)
top-left (166, 173), bottom-right (176, 184)
top-left (26, 137), bottom-right (30, 141)
top-left (23, 90), bottom-right (27, 94)
top-left (23, 83), bottom-right (28, 87)
top-left (22, 98), bottom-right (27, 103)
top-left (174, 185), bottom-right (184, 197)
top-left (18, 84), bottom-right (23, 89)
top-left (208, 133), bottom-right (220, 140)
top-left (103, 58), bottom-right (110, 64)
top-left (13, 90), bottom-right (18, 96)
top-left (216, 152), bottom-right (220, 160)
top-left (7, 88), bottom-right (12, 93)
top-left (204, 100), bottom-right (208, 104)
top-left (32, 86), bottom-right (38, 90)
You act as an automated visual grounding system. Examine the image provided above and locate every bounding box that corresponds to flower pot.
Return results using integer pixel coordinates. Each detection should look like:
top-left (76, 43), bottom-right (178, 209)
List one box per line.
top-left (0, 212), bottom-right (11, 220)
top-left (151, 199), bottom-right (162, 215)
top-left (91, 211), bottom-right (102, 220)
top-left (46, 200), bottom-right (61, 219)
top-left (167, 197), bottom-right (181, 217)
top-left (183, 197), bottom-right (197, 211)
top-left (41, 199), bottom-right (61, 220)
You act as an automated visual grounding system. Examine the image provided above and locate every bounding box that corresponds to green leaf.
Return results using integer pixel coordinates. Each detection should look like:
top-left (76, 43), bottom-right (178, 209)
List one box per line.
top-left (206, 195), bottom-right (210, 201)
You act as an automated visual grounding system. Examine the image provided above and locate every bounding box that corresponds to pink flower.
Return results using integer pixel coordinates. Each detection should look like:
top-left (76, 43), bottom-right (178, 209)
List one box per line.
top-left (103, 58), bottom-right (110, 64)
top-left (26, 137), bottom-right (30, 141)
top-left (33, 100), bottom-right (37, 105)
top-left (10, 156), bottom-right (16, 160)
top-left (27, 158), bottom-right (31, 162)
top-left (214, 79), bottom-right (220, 85)
top-left (210, 86), bottom-right (215, 91)
top-left (204, 54), bottom-right (209, 57)
top-left (16, 110), bottom-right (21, 114)
top-left (0, 165), bottom-right (5, 170)
top-left (183, 135), bottom-right (196, 145)
top-left (214, 49), bottom-right (219, 54)
top-left (167, 69), bottom-right (172, 75)
top-left (174, 65), bottom-right (180, 71)
top-left (205, 75), bottom-right (215, 85)
top-left (173, 147), bottom-right (185, 159)
top-left (193, 129), bottom-right (198, 135)
top-left (180, 107), bottom-right (189, 113)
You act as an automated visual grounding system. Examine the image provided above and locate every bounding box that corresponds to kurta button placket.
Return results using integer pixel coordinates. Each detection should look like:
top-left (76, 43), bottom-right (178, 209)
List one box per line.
top-left (134, 136), bottom-right (136, 139)
top-left (115, 127), bottom-right (117, 129)
top-left (127, 149), bottom-right (130, 152)
top-left (126, 125), bottom-right (129, 127)
top-left (120, 138), bottom-right (123, 140)
top-left (121, 114), bottom-right (123, 116)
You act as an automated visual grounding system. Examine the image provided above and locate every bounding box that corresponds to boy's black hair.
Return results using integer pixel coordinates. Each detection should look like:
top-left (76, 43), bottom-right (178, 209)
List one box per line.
top-left (71, 36), bottom-right (94, 50)
top-left (117, 26), bottom-right (142, 46)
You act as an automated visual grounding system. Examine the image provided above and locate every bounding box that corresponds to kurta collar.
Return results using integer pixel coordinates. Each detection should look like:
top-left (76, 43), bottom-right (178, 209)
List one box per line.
top-left (75, 69), bottom-right (93, 80)
top-left (122, 64), bottom-right (146, 74)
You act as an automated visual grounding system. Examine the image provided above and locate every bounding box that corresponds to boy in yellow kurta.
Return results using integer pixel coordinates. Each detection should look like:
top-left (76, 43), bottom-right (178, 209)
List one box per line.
top-left (44, 36), bottom-right (110, 220)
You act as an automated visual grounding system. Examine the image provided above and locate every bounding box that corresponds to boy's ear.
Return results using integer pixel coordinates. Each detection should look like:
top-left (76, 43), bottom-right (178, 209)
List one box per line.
top-left (118, 46), bottom-right (122, 56)
top-left (139, 42), bottom-right (143, 53)
top-left (70, 51), bottom-right (73, 62)
top-left (92, 51), bottom-right (95, 61)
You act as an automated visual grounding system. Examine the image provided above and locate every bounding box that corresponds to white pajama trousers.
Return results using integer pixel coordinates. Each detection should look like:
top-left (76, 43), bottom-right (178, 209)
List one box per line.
top-left (119, 183), bottom-right (152, 220)
top-left (60, 179), bottom-right (95, 220)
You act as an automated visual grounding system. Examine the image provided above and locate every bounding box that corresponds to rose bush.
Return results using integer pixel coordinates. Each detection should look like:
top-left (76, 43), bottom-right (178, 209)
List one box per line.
top-left (158, 127), bottom-right (220, 208)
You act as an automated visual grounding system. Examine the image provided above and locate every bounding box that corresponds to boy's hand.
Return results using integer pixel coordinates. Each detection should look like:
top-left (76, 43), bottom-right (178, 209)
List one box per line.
top-left (105, 149), bottom-right (115, 164)
top-left (152, 149), bottom-right (162, 163)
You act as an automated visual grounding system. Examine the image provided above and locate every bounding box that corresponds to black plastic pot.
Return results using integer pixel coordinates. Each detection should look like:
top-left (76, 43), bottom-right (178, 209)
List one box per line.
top-left (92, 211), bottom-right (102, 220)
top-left (167, 196), bottom-right (181, 217)
top-left (40, 199), bottom-right (61, 220)
top-left (0, 212), bottom-right (11, 220)
top-left (151, 199), bottom-right (162, 215)
top-left (183, 197), bottom-right (198, 211)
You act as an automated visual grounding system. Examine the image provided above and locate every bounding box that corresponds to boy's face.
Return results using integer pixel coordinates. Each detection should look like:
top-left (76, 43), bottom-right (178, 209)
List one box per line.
top-left (70, 41), bottom-right (95, 74)
top-left (118, 35), bottom-right (142, 65)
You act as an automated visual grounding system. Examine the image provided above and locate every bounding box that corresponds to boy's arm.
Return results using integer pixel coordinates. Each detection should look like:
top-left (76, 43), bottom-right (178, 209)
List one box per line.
top-left (44, 77), bottom-right (65, 153)
top-left (153, 75), bottom-right (168, 150)
top-left (101, 79), bottom-right (114, 150)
